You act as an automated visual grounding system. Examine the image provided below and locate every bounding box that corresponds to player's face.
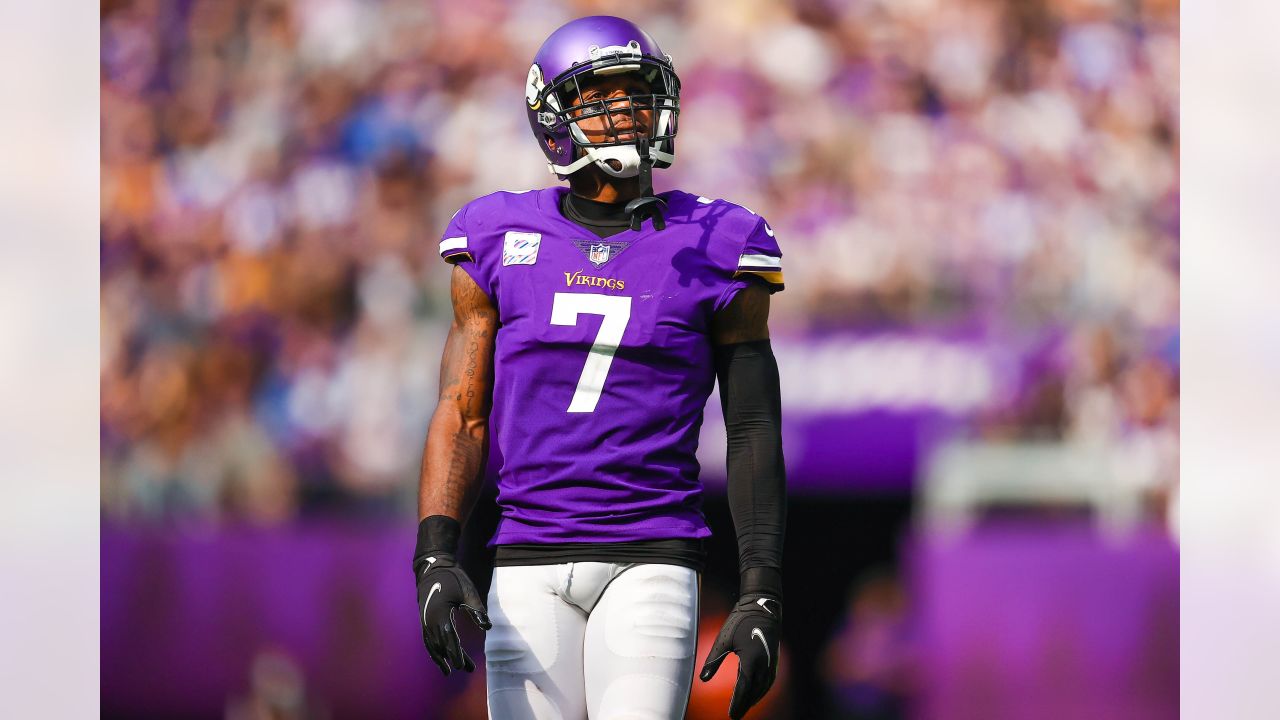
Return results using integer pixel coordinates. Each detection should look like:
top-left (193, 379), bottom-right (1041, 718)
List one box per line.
top-left (566, 73), bottom-right (654, 145)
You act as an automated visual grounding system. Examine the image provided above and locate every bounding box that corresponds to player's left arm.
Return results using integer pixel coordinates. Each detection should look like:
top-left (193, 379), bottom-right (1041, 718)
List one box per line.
top-left (702, 282), bottom-right (786, 720)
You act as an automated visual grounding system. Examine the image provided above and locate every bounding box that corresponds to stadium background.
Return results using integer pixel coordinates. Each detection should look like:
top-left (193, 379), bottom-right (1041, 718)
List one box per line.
top-left (99, 0), bottom-right (1178, 717)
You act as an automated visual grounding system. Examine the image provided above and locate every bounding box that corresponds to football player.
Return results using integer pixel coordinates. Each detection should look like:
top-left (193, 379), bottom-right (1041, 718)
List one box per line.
top-left (414, 16), bottom-right (786, 719)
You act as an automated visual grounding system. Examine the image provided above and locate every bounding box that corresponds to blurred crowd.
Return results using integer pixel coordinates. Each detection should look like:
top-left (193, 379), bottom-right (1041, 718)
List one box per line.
top-left (100, 0), bottom-right (1179, 525)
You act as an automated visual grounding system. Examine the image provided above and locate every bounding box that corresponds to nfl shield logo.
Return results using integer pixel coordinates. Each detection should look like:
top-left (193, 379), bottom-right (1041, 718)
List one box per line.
top-left (588, 244), bottom-right (611, 267)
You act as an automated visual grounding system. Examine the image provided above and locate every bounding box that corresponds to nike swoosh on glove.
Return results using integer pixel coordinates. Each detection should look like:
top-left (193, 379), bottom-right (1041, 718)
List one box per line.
top-left (415, 553), bottom-right (492, 676)
top-left (699, 594), bottom-right (782, 719)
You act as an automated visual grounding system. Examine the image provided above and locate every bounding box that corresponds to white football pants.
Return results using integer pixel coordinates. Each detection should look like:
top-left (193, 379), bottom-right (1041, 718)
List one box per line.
top-left (484, 562), bottom-right (700, 720)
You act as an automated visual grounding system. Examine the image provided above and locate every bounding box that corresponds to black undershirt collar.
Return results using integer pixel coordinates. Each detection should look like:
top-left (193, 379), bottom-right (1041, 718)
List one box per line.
top-left (560, 191), bottom-right (632, 238)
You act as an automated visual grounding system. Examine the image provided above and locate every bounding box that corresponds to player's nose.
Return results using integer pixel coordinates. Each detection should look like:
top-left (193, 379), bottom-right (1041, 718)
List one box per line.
top-left (603, 92), bottom-right (632, 112)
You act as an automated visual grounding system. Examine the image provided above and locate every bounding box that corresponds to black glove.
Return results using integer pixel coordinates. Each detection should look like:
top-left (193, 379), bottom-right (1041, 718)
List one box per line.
top-left (414, 516), bottom-right (492, 676)
top-left (699, 593), bottom-right (782, 719)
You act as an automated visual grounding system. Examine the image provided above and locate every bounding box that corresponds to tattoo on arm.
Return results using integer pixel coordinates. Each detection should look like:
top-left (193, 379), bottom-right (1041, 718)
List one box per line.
top-left (419, 266), bottom-right (498, 521)
top-left (712, 283), bottom-right (771, 345)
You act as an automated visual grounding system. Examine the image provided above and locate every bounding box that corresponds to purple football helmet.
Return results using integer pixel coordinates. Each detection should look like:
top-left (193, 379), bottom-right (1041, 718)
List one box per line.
top-left (525, 16), bottom-right (680, 179)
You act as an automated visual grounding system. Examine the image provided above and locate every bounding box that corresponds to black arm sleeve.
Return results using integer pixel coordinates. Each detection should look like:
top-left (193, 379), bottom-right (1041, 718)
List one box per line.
top-left (713, 339), bottom-right (786, 599)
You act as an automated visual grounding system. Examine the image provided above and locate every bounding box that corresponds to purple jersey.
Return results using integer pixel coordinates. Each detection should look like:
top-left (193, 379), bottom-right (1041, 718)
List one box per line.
top-left (438, 187), bottom-right (783, 546)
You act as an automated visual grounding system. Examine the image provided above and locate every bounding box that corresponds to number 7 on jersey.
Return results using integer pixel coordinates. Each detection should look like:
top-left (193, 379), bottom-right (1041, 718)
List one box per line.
top-left (550, 292), bottom-right (632, 413)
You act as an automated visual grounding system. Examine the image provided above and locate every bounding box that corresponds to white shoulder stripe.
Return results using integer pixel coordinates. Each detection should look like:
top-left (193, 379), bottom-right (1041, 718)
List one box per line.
top-left (439, 236), bottom-right (468, 253)
top-left (738, 253), bottom-right (782, 269)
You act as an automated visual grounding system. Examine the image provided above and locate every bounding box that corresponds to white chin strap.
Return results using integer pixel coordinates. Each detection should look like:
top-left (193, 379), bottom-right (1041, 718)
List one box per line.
top-left (548, 140), bottom-right (675, 178)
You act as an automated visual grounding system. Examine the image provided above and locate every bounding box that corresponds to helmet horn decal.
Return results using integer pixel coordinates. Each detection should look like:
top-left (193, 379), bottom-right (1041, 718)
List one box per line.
top-left (525, 64), bottom-right (545, 110)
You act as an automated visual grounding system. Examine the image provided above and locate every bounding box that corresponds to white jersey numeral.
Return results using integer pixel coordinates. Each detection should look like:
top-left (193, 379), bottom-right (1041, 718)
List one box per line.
top-left (550, 292), bottom-right (632, 413)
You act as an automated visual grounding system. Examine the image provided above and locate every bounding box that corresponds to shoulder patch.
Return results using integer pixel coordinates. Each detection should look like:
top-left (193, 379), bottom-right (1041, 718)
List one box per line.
top-left (502, 231), bottom-right (542, 266)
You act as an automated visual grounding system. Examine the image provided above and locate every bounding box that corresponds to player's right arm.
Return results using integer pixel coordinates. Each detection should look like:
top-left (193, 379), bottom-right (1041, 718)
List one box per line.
top-left (413, 265), bottom-right (497, 676)
top-left (418, 264), bottom-right (497, 522)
